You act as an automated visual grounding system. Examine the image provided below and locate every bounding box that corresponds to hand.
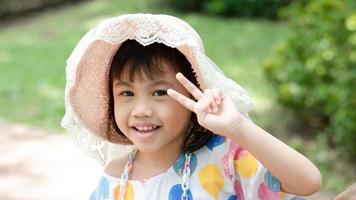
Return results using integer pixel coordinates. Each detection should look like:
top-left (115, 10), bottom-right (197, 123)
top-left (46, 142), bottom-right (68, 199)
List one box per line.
top-left (167, 73), bottom-right (245, 136)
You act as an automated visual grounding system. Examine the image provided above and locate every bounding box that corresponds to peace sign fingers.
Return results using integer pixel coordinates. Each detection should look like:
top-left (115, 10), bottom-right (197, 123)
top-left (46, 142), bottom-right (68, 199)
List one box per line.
top-left (168, 72), bottom-right (221, 114)
top-left (168, 72), bottom-right (243, 137)
top-left (167, 72), bottom-right (205, 112)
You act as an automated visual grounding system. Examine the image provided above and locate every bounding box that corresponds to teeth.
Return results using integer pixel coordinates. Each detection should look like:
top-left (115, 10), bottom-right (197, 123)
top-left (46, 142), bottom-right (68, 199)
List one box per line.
top-left (135, 126), bottom-right (157, 131)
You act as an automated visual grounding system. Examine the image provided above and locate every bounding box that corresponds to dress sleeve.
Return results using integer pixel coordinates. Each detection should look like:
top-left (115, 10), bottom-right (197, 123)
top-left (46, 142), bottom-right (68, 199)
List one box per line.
top-left (224, 139), bottom-right (306, 200)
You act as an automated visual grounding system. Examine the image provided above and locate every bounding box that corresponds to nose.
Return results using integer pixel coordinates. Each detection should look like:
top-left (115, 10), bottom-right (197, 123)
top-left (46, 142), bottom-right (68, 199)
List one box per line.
top-left (131, 101), bottom-right (153, 118)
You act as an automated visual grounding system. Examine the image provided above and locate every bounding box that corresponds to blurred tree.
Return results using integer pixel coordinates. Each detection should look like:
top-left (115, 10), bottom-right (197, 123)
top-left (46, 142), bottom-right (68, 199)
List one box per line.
top-left (264, 0), bottom-right (356, 161)
top-left (0, 0), bottom-right (88, 19)
top-left (166, 0), bottom-right (292, 19)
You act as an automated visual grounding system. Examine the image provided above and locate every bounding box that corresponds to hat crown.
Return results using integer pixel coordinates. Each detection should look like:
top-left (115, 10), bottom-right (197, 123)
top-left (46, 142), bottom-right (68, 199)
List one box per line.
top-left (94, 13), bottom-right (205, 52)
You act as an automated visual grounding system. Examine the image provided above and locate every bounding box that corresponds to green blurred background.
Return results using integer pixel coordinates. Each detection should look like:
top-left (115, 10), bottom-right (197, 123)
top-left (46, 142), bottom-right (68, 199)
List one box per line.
top-left (0, 0), bottom-right (354, 194)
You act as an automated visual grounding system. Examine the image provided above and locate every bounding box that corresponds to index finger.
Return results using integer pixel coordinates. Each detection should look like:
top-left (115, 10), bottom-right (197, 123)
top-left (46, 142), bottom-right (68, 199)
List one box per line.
top-left (167, 88), bottom-right (195, 112)
top-left (176, 72), bottom-right (203, 100)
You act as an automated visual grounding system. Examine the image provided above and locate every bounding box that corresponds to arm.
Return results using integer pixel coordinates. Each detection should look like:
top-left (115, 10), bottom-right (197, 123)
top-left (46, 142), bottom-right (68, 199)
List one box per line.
top-left (226, 114), bottom-right (322, 196)
top-left (168, 72), bottom-right (322, 196)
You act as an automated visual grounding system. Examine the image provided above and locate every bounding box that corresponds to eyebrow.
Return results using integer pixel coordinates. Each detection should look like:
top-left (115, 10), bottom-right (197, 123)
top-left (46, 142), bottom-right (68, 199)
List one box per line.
top-left (115, 80), bottom-right (175, 88)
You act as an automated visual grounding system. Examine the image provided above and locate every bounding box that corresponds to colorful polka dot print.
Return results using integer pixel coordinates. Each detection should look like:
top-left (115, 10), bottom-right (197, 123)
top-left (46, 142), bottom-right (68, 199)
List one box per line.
top-left (89, 135), bottom-right (305, 200)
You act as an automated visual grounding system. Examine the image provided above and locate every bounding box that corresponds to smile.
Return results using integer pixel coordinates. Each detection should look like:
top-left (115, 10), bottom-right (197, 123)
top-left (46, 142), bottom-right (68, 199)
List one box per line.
top-left (131, 125), bottom-right (162, 139)
top-left (134, 125), bottom-right (160, 132)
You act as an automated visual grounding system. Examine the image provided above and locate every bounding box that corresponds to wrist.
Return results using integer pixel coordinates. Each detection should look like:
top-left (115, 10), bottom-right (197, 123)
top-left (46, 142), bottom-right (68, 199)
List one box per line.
top-left (225, 112), bottom-right (247, 139)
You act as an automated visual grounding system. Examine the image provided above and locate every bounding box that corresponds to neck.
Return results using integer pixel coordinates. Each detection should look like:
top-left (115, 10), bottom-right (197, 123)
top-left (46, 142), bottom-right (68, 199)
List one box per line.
top-left (131, 136), bottom-right (185, 180)
top-left (136, 141), bottom-right (183, 168)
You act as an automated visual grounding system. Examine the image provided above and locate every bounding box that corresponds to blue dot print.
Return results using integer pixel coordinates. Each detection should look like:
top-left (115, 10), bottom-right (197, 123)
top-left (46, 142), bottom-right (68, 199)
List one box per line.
top-left (228, 195), bottom-right (237, 200)
top-left (173, 152), bottom-right (197, 176)
top-left (206, 134), bottom-right (226, 150)
top-left (90, 176), bottom-right (109, 200)
top-left (264, 170), bottom-right (281, 192)
top-left (168, 184), bottom-right (193, 200)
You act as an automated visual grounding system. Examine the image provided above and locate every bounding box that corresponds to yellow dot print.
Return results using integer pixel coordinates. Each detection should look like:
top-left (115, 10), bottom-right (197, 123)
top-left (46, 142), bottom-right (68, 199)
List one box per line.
top-left (114, 181), bottom-right (134, 200)
top-left (280, 191), bottom-right (285, 199)
top-left (234, 151), bottom-right (258, 178)
top-left (198, 163), bottom-right (224, 200)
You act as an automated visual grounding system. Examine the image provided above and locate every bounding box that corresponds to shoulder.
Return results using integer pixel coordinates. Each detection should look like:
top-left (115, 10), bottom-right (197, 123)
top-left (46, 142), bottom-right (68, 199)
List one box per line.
top-left (104, 155), bottom-right (128, 178)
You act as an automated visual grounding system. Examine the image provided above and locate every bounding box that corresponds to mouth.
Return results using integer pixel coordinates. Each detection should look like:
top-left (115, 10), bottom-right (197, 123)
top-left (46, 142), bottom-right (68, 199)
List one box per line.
top-left (130, 125), bottom-right (162, 139)
top-left (132, 125), bottom-right (161, 133)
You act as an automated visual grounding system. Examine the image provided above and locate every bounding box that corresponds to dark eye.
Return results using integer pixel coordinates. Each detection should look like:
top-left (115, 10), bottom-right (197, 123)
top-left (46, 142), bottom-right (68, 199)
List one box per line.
top-left (120, 91), bottom-right (134, 96)
top-left (153, 90), bottom-right (167, 96)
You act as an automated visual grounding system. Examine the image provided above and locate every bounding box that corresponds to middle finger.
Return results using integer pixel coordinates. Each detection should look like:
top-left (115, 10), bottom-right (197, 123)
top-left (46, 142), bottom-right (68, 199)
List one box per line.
top-left (176, 72), bottom-right (203, 100)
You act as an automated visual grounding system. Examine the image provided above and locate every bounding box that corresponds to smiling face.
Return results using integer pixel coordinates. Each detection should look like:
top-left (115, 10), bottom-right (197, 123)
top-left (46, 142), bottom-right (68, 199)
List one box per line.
top-left (111, 61), bottom-right (192, 153)
top-left (108, 40), bottom-right (212, 153)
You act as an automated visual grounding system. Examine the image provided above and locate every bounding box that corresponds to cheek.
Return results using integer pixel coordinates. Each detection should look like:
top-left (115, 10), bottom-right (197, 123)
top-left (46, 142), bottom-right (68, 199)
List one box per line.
top-left (113, 101), bottom-right (128, 129)
top-left (161, 101), bottom-right (192, 127)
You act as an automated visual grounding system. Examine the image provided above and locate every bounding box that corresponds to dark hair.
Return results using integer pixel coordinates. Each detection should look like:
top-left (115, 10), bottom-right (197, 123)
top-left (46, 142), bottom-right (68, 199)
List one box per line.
top-left (108, 40), bottom-right (213, 152)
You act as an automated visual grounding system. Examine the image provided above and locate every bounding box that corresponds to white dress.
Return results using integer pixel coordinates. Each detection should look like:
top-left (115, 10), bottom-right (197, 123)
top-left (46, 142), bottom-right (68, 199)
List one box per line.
top-left (89, 135), bottom-right (305, 200)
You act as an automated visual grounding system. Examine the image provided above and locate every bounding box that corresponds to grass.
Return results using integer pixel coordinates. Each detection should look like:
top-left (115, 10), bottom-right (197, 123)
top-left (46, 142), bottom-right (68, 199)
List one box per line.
top-left (0, 0), bottom-right (353, 194)
top-left (0, 0), bottom-right (157, 131)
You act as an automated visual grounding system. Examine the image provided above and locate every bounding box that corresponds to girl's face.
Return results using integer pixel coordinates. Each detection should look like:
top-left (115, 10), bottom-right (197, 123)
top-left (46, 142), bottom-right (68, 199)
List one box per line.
top-left (112, 61), bottom-right (192, 153)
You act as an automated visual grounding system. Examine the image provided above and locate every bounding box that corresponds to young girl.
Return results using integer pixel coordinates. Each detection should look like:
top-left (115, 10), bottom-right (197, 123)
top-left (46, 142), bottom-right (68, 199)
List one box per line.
top-left (62, 14), bottom-right (322, 200)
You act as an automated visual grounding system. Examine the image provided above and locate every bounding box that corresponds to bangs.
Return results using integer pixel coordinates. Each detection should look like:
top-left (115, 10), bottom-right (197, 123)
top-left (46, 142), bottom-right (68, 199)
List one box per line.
top-left (110, 40), bottom-right (184, 82)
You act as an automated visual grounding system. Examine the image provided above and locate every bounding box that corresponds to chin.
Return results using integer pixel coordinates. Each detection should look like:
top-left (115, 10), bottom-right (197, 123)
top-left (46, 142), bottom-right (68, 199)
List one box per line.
top-left (134, 143), bottom-right (162, 153)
